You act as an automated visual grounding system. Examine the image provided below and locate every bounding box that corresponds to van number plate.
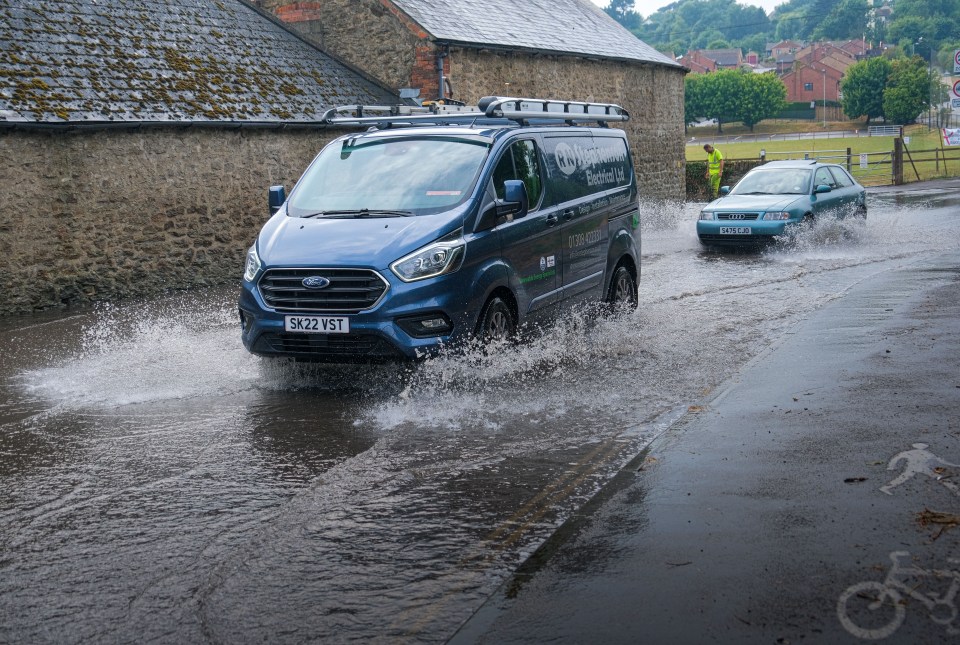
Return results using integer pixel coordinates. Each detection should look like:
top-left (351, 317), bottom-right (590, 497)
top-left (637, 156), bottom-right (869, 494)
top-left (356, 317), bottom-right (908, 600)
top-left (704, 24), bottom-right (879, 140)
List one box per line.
top-left (719, 226), bottom-right (752, 235)
top-left (284, 315), bottom-right (350, 334)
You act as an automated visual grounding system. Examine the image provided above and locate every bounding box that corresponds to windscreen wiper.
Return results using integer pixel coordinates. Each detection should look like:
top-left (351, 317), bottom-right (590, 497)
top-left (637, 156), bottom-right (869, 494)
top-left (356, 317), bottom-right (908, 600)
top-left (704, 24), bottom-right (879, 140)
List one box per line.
top-left (300, 209), bottom-right (413, 219)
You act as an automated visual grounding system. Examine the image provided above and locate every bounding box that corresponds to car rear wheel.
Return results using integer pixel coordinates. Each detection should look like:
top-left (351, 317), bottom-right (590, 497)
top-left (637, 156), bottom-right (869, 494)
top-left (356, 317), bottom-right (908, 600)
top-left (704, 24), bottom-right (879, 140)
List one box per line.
top-left (607, 265), bottom-right (638, 310)
top-left (477, 296), bottom-right (515, 344)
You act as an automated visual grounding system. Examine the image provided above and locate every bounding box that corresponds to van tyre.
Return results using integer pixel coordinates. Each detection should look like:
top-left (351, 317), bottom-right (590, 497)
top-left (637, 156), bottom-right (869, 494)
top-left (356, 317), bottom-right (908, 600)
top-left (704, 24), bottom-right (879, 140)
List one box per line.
top-left (478, 296), bottom-right (515, 344)
top-left (607, 266), bottom-right (638, 311)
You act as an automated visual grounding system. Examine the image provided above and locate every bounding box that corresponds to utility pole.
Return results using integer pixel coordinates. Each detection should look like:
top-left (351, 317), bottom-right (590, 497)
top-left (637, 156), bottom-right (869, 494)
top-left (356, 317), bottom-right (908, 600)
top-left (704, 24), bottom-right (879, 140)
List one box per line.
top-left (823, 68), bottom-right (827, 128)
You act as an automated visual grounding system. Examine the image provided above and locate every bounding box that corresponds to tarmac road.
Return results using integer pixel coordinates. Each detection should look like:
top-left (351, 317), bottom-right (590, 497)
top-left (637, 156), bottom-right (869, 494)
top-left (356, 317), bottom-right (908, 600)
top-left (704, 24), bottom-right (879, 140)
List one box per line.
top-left (453, 247), bottom-right (960, 644)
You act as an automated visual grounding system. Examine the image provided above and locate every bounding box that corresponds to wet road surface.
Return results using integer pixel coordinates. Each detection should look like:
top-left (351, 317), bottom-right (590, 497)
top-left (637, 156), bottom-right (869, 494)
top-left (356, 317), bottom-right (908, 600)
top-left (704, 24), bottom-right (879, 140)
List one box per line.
top-left (1, 184), bottom-right (959, 642)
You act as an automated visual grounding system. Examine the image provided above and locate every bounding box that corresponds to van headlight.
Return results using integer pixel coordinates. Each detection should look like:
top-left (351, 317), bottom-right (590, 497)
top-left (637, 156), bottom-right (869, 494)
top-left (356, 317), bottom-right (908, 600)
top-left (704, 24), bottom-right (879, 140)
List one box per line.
top-left (243, 245), bottom-right (262, 282)
top-left (390, 229), bottom-right (465, 282)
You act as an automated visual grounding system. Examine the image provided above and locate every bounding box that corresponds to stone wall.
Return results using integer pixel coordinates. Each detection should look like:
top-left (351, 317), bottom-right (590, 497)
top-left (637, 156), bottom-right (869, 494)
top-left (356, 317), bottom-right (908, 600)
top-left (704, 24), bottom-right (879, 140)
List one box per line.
top-left (450, 48), bottom-right (686, 200)
top-left (0, 126), bottom-right (341, 315)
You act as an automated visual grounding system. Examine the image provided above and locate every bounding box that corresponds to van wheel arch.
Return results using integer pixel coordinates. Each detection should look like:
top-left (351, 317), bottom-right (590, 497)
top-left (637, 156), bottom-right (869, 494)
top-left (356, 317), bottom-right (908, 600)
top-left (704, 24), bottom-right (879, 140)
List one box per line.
top-left (606, 258), bottom-right (638, 310)
top-left (476, 288), bottom-right (518, 341)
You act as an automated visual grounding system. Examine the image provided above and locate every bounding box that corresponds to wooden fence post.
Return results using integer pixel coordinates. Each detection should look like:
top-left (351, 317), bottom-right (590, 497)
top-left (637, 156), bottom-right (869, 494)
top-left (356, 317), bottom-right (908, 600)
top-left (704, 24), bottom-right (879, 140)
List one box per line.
top-left (893, 138), bottom-right (904, 186)
top-left (846, 147), bottom-right (852, 173)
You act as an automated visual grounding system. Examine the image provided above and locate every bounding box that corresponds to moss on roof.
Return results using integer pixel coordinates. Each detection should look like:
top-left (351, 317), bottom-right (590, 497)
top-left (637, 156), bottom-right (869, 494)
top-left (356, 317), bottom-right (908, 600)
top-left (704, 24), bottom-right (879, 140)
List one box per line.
top-left (0, 0), bottom-right (398, 123)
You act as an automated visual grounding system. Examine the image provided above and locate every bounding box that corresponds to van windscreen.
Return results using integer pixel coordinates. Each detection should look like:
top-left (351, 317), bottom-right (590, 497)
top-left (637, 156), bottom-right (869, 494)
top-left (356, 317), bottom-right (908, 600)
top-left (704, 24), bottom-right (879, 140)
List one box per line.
top-left (287, 137), bottom-right (491, 217)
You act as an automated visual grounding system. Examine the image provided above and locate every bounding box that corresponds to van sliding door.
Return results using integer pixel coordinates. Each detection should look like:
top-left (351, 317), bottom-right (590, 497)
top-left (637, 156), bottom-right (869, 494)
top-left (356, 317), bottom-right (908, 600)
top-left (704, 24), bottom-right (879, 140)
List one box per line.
top-left (542, 134), bottom-right (631, 303)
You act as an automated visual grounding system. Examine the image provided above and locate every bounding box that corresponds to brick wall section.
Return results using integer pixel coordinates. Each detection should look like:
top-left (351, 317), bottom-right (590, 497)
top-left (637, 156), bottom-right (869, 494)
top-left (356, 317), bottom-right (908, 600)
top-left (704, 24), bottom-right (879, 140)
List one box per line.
top-left (411, 43), bottom-right (447, 100)
top-left (273, 2), bottom-right (323, 22)
top-left (262, 0), bottom-right (422, 93)
top-left (0, 127), bottom-right (343, 315)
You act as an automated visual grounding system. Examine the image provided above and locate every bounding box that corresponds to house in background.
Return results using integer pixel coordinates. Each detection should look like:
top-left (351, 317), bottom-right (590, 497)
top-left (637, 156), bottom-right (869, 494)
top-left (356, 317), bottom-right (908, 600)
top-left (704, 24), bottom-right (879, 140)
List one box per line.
top-left (780, 63), bottom-right (844, 104)
top-left (257, 0), bottom-right (688, 201)
top-left (677, 50), bottom-right (719, 74)
top-left (698, 49), bottom-right (745, 70)
top-left (0, 0), bottom-right (397, 313)
top-left (769, 40), bottom-right (803, 59)
top-left (781, 42), bottom-right (858, 104)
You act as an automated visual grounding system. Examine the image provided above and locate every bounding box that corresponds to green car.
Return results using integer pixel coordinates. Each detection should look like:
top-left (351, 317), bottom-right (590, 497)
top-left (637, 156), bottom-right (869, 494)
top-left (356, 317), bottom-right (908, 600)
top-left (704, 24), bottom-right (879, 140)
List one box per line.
top-left (697, 160), bottom-right (867, 247)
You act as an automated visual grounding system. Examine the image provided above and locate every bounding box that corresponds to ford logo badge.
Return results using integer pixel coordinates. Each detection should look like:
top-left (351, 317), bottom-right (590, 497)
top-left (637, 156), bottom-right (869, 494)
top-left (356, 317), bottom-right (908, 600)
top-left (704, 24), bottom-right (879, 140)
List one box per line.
top-left (302, 276), bottom-right (331, 289)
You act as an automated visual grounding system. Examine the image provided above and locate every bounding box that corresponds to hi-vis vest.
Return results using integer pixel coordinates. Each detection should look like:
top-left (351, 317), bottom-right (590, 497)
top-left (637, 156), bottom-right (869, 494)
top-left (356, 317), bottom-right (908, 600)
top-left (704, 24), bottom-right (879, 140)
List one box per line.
top-left (707, 149), bottom-right (723, 175)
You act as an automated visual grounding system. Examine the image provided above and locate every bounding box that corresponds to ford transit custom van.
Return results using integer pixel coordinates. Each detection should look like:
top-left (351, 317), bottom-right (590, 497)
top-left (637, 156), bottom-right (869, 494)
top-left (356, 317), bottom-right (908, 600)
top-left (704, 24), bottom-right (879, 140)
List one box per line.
top-left (239, 97), bottom-right (640, 361)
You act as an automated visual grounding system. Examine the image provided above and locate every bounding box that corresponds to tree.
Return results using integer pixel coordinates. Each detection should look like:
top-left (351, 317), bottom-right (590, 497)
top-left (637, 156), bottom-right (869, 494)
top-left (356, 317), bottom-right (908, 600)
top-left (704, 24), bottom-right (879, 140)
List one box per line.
top-left (605, 0), bottom-right (641, 31)
top-left (840, 56), bottom-right (892, 124)
top-left (685, 69), bottom-right (788, 132)
top-left (883, 56), bottom-right (935, 125)
top-left (738, 71), bottom-right (788, 131)
top-left (684, 74), bottom-right (707, 128)
top-left (698, 69), bottom-right (746, 133)
top-left (811, 0), bottom-right (869, 41)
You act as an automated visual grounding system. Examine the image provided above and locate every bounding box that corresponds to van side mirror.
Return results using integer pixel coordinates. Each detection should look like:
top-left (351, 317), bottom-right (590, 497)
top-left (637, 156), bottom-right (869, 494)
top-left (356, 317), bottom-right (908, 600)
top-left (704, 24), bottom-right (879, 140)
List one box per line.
top-left (815, 184), bottom-right (832, 194)
top-left (719, 186), bottom-right (730, 196)
top-left (497, 180), bottom-right (529, 219)
top-left (268, 185), bottom-right (286, 215)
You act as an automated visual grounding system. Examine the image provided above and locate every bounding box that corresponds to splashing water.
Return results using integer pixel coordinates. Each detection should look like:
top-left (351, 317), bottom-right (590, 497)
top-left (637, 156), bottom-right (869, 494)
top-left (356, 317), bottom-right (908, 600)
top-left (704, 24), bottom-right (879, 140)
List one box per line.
top-left (20, 296), bottom-right (260, 407)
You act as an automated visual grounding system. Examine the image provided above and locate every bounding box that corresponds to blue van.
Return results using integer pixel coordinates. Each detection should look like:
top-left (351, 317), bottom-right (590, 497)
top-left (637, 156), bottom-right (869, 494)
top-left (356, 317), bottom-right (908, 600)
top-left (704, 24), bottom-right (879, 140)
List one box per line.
top-left (238, 97), bottom-right (641, 361)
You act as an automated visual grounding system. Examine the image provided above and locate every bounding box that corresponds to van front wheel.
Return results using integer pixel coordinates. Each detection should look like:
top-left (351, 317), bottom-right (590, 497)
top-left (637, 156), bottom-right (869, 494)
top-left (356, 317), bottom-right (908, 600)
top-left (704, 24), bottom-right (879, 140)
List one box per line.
top-left (478, 296), bottom-right (515, 344)
top-left (607, 266), bottom-right (638, 311)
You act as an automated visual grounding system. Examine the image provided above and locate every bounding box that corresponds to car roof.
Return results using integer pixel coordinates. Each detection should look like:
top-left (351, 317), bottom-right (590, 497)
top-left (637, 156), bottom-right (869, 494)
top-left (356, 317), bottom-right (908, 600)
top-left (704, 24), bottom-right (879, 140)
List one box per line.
top-left (755, 160), bottom-right (835, 169)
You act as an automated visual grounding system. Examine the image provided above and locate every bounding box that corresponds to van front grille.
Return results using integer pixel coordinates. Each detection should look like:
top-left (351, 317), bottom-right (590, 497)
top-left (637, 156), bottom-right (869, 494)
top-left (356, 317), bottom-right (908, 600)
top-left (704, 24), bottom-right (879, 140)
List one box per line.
top-left (258, 268), bottom-right (388, 313)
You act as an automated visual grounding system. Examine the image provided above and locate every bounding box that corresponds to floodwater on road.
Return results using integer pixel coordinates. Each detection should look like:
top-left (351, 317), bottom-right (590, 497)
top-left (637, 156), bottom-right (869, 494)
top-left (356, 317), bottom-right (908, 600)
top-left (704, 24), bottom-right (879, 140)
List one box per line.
top-left (1, 187), bottom-right (958, 643)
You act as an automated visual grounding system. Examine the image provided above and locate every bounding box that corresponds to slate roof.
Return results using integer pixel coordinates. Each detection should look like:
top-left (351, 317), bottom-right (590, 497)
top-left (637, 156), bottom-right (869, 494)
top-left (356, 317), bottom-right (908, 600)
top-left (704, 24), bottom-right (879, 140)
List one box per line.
top-left (700, 49), bottom-right (743, 67)
top-left (390, 0), bottom-right (681, 68)
top-left (0, 0), bottom-right (398, 123)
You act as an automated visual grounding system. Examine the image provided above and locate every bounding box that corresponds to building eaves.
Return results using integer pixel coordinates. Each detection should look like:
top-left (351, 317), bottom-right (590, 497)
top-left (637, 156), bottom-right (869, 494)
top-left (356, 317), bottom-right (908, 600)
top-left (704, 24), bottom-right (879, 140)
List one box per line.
top-left (0, 0), bottom-right (398, 124)
top-left (389, 0), bottom-right (682, 69)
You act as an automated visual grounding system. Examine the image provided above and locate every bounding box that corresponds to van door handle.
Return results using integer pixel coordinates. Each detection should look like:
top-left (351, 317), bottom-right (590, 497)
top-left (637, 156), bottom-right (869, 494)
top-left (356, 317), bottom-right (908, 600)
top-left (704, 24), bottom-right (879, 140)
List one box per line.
top-left (545, 213), bottom-right (559, 227)
top-left (562, 210), bottom-right (575, 221)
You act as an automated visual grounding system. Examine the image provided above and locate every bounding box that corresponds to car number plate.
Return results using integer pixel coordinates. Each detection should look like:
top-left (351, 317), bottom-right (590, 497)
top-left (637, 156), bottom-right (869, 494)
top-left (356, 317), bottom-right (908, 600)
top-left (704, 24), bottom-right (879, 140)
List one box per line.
top-left (719, 226), bottom-right (752, 235)
top-left (284, 315), bottom-right (350, 334)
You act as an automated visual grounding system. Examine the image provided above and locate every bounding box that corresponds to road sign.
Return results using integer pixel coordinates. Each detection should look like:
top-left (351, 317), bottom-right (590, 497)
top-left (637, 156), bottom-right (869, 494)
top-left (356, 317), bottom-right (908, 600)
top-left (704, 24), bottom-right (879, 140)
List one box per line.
top-left (955, 49), bottom-right (960, 74)
top-left (953, 98), bottom-right (960, 109)
top-left (944, 129), bottom-right (960, 146)
top-left (859, 153), bottom-right (868, 169)
top-left (954, 79), bottom-right (960, 99)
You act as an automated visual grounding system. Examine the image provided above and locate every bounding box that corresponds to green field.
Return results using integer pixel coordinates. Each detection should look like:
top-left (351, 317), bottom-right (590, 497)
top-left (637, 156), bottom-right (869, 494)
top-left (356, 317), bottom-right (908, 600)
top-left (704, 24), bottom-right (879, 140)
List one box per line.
top-left (686, 127), bottom-right (960, 185)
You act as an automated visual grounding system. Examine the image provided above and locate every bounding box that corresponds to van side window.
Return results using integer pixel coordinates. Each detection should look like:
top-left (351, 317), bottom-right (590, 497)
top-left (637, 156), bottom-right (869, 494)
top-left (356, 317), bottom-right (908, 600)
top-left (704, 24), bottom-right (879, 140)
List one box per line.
top-left (491, 140), bottom-right (542, 207)
top-left (541, 136), bottom-right (631, 206)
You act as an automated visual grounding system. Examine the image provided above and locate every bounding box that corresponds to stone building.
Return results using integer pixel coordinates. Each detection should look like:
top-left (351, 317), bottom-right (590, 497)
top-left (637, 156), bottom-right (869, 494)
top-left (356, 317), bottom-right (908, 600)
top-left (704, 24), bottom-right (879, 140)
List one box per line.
top-left (258, 0), bottom-right (687, 201)
top-left (0, 0), bottom-right (396, 314)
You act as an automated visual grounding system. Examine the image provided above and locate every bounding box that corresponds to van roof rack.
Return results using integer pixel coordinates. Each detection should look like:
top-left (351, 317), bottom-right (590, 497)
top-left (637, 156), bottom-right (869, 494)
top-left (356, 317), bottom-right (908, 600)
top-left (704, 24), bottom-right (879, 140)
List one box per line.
top-left (478, 97), bottom-right (629, 126)
top-left (321, 96), bottom-right (629, 129)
